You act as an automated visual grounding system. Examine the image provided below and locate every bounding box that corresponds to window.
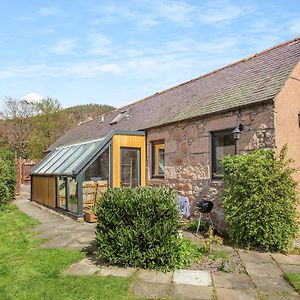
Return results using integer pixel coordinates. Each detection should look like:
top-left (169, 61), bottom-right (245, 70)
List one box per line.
top-left (120, 147), bottom-right (140, 187)
top-left (212, 131), bottom-right (235, 178)
top-left (152, 141), bottom-right (165, 177)
top-left (84, 148), bottom-right (109, 182)
top-left (68, 178), bottom-right (78, 214)
top-left (110, 110), bottom-right (127, 125)
top-left (58, 177), bottom-right (66, 209)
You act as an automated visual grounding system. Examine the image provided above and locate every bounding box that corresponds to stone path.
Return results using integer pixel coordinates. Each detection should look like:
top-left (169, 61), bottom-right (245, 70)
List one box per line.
top-left (15, 184), bottom-right (96, 251)
top-left (15, 185), bottom-right (300, 299)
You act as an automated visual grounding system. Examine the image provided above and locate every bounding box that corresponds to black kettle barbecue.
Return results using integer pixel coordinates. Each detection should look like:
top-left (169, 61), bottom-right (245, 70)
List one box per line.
top-left (196, 200), bottom-right (214, 213)
top-left (196, 199), bottom-right (214, 235)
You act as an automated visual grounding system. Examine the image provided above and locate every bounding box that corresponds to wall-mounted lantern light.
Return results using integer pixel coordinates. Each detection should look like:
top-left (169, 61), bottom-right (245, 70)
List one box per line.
top-left (232, 123), bottom-right (244, 155)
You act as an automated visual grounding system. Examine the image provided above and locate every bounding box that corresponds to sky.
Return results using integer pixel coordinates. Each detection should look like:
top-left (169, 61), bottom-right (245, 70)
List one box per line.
top-left (0, 0), bottom-right (299, 109)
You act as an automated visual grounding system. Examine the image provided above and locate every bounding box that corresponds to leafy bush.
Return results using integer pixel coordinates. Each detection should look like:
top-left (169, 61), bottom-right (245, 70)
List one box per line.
top-left (95, 187), bottom-right (201, 271)
top-left (222, 146), bottom-right (299, 252)
top-left (0, 158), bottom-right (10, 207)
top-left (0, 149), bottom-right (16, 198)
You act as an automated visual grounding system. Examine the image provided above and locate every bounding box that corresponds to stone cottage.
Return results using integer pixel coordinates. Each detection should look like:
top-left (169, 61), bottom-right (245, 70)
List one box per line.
top-left (31, 36), bottom-right (300, 227)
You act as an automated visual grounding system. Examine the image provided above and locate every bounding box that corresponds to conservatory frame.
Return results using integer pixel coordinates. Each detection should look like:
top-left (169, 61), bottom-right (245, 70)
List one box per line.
top-left (31, 131), bottom-right (146, 218)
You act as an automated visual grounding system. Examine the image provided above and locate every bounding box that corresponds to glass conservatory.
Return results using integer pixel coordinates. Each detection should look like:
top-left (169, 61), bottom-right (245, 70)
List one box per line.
top-left (31, 131), bottom-right (146, 218)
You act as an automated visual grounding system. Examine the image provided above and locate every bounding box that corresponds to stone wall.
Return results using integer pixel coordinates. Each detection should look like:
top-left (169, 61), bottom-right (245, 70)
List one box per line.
top-left (146, 102), bottom-right (275, 230)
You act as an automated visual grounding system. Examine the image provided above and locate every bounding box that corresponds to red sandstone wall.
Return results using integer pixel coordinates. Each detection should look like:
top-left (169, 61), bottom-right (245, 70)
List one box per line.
top-left (147, 103), bottom-right (275, 230)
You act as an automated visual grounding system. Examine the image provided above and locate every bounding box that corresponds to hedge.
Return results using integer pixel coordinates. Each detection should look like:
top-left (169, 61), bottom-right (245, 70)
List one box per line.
top-left (222, 146), bottom-right (299, 252)
top-left (0, 149), bottom-right (16, 208)
top-left (95, 187), bottom-right (201, 271)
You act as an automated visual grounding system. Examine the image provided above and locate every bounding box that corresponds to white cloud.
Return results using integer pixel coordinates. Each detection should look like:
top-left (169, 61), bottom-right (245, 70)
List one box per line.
top-left (49, 39), bottom-right (77, 55)
top-left (0, 64), bottom-right (46, 79)
top-left (38, 6), bottom-right (61, 16)
top-left (22, 92), bottom-right (45, 102)
top-left (86, 33), bottom-right (112, 56)
top-left (153, 1), bottom-right (195, 24)
top-left (200, 5), bottom-right (243, 23)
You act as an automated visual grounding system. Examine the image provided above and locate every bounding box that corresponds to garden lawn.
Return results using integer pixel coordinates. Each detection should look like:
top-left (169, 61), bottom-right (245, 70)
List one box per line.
top-left (285, 273), bottom-right (300, 294)
top-left (0, 205), bottom-right (143, 300)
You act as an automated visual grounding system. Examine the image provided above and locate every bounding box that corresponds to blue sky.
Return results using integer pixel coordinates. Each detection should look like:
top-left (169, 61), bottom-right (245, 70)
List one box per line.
top-left (0, 0), bottom-right (299, 109)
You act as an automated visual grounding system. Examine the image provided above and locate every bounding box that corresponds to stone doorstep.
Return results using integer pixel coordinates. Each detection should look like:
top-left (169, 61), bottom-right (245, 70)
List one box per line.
top-left (171, 284), bottom-right (213, 300)
top-left (136, 269), bottom-right (173, 284)
top-left (173, 270), bottom-right (212, 286)
top-left (243, 261), bottom-right (283, 277)
top-left (215, 287), bottom-right (260, 300)
top-left (98, 266), bottom-right (135, 277)
top-left (212, 272), bottom-right (255, 290)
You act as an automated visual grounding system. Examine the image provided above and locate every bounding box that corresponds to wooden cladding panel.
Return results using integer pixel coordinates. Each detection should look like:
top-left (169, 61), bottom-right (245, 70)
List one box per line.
top-left (112, 134), bottom-right (146, 187)
top-left (31, 176), bottom-right (56, 208)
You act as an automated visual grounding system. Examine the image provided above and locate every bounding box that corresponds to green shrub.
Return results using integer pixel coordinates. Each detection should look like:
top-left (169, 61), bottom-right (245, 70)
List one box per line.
top-left (222, 146), bottom-right (299, 252)
top-left (0, 149), bottom-right (16, 198)
top-left (0, 158), bottom-right (10, 207)
top-left (95, 187), bottom-right (201, 271)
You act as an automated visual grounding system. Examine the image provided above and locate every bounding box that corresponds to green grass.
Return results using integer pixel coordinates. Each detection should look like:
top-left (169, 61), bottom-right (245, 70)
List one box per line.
top-left (0, 205), bottom-right (143, 300)
top-left (284, 273), bottom-right (300, 294)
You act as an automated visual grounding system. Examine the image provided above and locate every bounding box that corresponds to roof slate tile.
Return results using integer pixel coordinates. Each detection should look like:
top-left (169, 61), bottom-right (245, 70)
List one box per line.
top-left (49, 37), bottom-right (300, 150)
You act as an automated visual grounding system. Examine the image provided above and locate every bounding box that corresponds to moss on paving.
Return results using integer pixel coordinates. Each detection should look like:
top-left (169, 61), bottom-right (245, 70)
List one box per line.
top-left (0, 205), bottom-right (143, 300)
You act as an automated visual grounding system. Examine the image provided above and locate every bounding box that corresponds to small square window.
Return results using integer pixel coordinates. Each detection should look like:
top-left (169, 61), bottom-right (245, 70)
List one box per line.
top-left (212, 131), bottom-right (235, 178)
top-left (151, 141), bottom-right (165, 178)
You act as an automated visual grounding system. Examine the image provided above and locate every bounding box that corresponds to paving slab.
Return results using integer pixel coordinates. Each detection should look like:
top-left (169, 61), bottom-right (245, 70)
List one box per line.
top-left (75, 233), bottom-right (96, 244)
top-left (272, 254), bottom-right (300, 265)
top-left (238, 250), bottom-right (273, 263)
top-left (173, 270), bottom-right (212, 286)
top-left (40, 235), bottom-right (75, 248)
top-left (280, 264), bottom-right (300, 273)
top-left (215, 287), bottom-right (260, 300)
top-left (251, 275), bottom-right (297, 293)
top-left (99, 266), bottom-right (135, 277)
top-left (64, 257), bottom-right (100, 275)
top-left (171, 284), bottom-right (213, 300)
top-left (260, 292), bottom-right (300, 300)
top-left (136, 269), bottom-right (173, 283)
top-left (131, 281), bottom-right (170, 298)
top-left (66, 241), bottom-right (92, 250)
top-left (212, 272), bottom-right (255, 290)
top-left (244, 261), bottom-right (283, 277)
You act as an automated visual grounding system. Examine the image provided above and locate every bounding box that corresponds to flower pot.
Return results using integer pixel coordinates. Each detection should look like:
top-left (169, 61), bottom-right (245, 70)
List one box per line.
top-left (84, 211), bottom-right (97, 223)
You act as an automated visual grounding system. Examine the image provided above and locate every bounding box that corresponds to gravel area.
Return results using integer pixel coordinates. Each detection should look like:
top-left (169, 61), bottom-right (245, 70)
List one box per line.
top-left (183, 231), bottom-right (246, 273)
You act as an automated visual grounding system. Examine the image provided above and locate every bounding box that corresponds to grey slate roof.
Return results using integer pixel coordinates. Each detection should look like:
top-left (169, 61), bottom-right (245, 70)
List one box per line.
top-left (49, 37), bottom-right (300, 150)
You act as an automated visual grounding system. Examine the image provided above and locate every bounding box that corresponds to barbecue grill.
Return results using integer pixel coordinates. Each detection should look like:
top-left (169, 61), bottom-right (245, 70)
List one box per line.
top-left (196, 199), bottom-right (214, 235)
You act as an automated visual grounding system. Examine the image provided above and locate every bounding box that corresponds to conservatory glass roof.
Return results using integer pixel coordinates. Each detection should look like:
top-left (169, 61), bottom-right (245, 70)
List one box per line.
top-left (31, 137), bottom-right (107, 176)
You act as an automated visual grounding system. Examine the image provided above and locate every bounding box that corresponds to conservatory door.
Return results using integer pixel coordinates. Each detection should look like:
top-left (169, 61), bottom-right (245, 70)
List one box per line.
top-left (120, 147), bottom-right (140, 187)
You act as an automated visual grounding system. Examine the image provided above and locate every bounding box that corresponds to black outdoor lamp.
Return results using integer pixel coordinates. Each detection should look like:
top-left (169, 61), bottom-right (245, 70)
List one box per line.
top-left (232, 126), bottom-right (242, 155)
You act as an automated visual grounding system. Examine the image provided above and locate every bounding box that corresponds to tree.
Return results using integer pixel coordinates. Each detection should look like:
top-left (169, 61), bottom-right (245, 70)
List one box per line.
top-left (0, 97), bottom-right (36, 157)
top-left (27, 98), bottom-right (75, 159)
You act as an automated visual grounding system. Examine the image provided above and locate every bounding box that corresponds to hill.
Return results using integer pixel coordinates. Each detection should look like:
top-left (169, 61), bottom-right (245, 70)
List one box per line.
top-left (64, 104), bottom-right (115, 125)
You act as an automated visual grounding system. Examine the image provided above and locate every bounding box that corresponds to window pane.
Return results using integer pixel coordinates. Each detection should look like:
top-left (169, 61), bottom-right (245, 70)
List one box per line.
top-left (213, 132), bottom-right (235, 176)
top-left (68, 178), bottom-right (78, 214)
top-left (158, 149), bottom-right (165, 175)
top-left (58, 177), bottom-right (66, 209)
top-left (152, 142), bottom-right (165, 177)
top-left (120, 148), bottom-right (139, 187)
top-left (84, 147), bottom-right (109, 182)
